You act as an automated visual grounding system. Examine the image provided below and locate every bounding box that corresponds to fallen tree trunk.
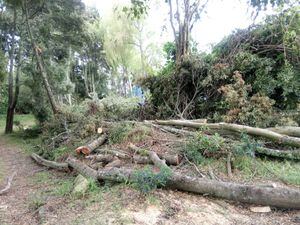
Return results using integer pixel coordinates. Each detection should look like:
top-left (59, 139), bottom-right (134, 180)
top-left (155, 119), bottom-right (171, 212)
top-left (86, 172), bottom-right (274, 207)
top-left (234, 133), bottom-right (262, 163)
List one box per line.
top-left (256, 147), bottom-right (300, 160)
top-left (75, 134), bottom-right (107, 155)
top-left (155, 120), bottom-right (300, 148)
top-left (267, 126), bottom-right (300, 138)
top-left (31, 153), bottom-right (69, 171)
top-left (31, 153), bottom-right (300, 209)
top-left (0, 171), bottom-right (17, 195)
top-left (66, 156), bottom-right (300, 209)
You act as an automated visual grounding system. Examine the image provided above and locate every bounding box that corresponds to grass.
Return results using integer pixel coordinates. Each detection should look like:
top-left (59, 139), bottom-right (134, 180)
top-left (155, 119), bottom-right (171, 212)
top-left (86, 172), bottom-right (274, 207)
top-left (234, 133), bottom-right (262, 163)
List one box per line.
top-left (0, 114), bottom-right (40, 155)
top-left (233, 156), bottom-right (300, 185)
top-left (0, 114), bottom-right (36, 133)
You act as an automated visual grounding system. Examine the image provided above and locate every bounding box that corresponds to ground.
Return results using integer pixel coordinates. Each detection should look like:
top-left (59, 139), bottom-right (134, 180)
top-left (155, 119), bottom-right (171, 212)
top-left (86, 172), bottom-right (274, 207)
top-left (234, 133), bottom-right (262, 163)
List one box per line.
top-left (0, 136), bottom-right (299, 224)
top-left (0, 115), bottom-right (299, 225)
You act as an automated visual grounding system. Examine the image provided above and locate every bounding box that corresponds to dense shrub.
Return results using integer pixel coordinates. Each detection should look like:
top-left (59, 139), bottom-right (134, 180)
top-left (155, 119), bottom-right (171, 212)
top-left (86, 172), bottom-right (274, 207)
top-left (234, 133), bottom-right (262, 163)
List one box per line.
top-left (184, 132), bottom-right (226, 164)
top-left (141, 8), bottom-right (299, 125)
top-left (219, 72), bottom-right (275, 127)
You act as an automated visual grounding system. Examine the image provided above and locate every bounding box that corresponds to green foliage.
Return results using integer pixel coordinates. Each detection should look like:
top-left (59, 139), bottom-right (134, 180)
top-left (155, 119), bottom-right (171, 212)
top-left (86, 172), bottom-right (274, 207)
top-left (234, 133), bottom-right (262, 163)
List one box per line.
top-left (53, 178), bottom-right (74, 197)
top-left (99, 96), bottom-right (140, 120)
top-left (219, 72), bottom-right (276, 127)
top-left (109, 123), bottom-right (134, 144)
top-left (132, 166), bottom-right (172, 194)
top-left (184, 132), bottom-right (226, 164)
top-left (0, 85), bottom-right (8, 114)
top-left (234, 133), bottom-right (260, 157)
top-left (109, 122), bottom-right (150, 144)
top-left (122, 0), bottom-right (150, 19)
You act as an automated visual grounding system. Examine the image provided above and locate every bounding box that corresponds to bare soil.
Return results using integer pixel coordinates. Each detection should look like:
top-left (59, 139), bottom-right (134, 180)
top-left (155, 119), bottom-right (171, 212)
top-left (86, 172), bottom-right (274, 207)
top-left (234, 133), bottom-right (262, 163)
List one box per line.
top-left (0, 135), bottom-right (299, 225)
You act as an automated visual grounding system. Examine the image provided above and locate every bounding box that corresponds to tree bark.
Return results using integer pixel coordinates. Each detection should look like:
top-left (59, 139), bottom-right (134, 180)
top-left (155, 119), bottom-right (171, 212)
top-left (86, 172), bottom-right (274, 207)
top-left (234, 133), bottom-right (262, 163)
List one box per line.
top-left (31, 153), bottom-right (300, 209)
top-left (155, 120), bottom-right (300, 148)
top-left (23, 0), bottom-right (59, 114)
top-left (267, 126), bottom-right (300, 138)
top-left (5, 7), bottom-right (17, 134)
top-left (256, 147), bottom-right (300, 160)
top-left (75, 134), bottom-right (107, 155)
top-left (31, 153), bottom-right (69, 171)
top-left (66, 156), bottom-right (300, 209)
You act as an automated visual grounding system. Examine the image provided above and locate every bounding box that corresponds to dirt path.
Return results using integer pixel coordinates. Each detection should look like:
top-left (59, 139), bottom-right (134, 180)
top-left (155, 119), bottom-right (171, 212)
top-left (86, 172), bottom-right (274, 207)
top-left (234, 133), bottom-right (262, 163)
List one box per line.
top-left (0, 136), bottom-right (42, 225)
top-left (0, 135), bottom-right (299, 225)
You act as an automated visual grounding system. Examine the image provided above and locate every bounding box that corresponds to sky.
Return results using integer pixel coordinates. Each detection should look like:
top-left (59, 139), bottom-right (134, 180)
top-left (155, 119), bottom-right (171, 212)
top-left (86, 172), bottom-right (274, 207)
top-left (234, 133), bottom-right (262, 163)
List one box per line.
top-left (83, 0), bottom-right (273, 52)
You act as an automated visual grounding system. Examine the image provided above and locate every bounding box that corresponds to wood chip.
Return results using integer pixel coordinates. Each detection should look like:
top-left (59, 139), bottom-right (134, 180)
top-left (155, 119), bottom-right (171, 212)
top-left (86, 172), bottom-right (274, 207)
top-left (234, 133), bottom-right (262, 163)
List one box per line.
top-left (250, 206), bottom-right (271, 213)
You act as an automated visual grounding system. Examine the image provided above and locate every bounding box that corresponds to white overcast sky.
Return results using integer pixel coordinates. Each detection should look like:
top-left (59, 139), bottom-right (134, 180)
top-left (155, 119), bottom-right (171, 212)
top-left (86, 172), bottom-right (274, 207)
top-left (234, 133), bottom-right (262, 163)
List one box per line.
top-left (83, 0), bottom-right (273, 52)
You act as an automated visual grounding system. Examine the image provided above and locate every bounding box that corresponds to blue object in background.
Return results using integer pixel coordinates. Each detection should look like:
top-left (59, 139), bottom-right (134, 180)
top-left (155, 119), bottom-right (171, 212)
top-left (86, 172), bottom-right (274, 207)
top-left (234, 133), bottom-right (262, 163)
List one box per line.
top-left (132, 85), bottom-right (145, 105)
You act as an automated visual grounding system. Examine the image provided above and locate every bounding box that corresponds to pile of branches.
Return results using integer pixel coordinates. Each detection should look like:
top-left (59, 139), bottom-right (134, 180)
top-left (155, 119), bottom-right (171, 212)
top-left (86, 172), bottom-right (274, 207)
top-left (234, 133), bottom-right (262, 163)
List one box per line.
top-left (30, 119), bottom-right (300, 209)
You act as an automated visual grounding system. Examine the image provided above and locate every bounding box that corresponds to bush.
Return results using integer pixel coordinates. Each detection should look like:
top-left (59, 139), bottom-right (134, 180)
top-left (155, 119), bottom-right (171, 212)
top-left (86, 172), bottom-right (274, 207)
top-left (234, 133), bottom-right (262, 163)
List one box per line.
top-left (184, 132), bottom-right (226, 164)
top-left (219, 72), bottom-right (275, 127)
top-left (234, 133), bottom-right (260, 157)
top-left (109, 122), bottom-right (151, 144)
top-left (99, 96), bottom-right (140, 120)
top-left (132, 166), bottom-right (172, 194)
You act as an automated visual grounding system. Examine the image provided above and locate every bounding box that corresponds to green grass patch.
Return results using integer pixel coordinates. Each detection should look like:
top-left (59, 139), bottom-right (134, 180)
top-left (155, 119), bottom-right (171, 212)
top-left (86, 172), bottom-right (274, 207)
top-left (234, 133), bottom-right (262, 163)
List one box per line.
top-left (0, 114), bottom-right (36, 133)
top-left (233, 156), bottom-right (300, 185)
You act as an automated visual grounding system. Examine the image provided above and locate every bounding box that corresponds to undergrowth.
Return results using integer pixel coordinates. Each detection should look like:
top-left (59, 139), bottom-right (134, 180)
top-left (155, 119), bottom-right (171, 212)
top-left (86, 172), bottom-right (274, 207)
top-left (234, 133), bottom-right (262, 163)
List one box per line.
top-left (184, 132), bottom-right (226, 164)
top-left (132, 166), bottom-right (172, 194)
top-left (109, 122), bottom-right (151, 144)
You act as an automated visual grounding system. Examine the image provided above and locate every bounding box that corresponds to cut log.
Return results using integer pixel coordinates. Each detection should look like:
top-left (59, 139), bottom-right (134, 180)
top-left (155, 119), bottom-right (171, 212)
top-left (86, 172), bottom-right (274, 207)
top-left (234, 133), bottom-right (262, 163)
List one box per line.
top-left (31, 153), bottom-right (69, 171)
top-left (267, 126), bottom-right (300, 138)
top-left (66, 157), bottom-right (98, 181)
top-left (75, 134), bottom-right (107, 155)
top-left (66, 157), bottom-right (300, 209)
top-left (155, 120), bottom-right (300, 148)
top-left (0, 171), bottom-right (17, 195)
top-left (255, 147), bottom-right (300, 160)
top-left (31, 154), bottom-right (300, 209)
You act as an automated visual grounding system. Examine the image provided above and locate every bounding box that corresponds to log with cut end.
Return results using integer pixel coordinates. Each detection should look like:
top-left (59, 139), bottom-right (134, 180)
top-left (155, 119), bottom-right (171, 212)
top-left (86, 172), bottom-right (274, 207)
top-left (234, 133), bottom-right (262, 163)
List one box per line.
top-left (31, 153), bottom-right (69, 171)
top-left (30, 154), bottom-right (300, 209)
top-left (75, 134), bottom-right (107, 155)
top-left (67, 156), bottom-right (300, 209)
top-left (155, 120), bottom-right (300, 148)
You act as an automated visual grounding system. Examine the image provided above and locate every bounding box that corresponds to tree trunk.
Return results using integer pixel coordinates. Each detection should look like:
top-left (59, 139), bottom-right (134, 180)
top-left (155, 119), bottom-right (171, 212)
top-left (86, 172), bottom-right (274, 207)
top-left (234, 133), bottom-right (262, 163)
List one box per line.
top-left (267, 126), bottom-right (300, 138)
top-left (23, 0), bottom-right (59, 114)
top-left (256, 147), bottom-right (300, 160)
top-left (31, 153), bottom-right (300, 209)
top-left (66, 156), bottom-right (300, 209)
top-left (5, 7), bottom-right (17, 134)
top-left (155, 120), bottom-right (300, 148)
top-left (31, 153), bottom-right (69, 171)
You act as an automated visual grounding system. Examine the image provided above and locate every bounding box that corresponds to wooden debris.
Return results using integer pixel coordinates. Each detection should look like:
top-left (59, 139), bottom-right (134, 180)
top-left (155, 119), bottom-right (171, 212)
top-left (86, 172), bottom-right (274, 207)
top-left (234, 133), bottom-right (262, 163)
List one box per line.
top-left (75, 134), bottom-right (107, 155)
top-left (128, 143), bottom-right (181, 165)
top-left (31, 153), bottom-right (69, 171)
top-left (267, 126), bottom-right (300, 138)
top-left (155, 120), bottom-right (300, 148)
top-left (250, 206), bottom-right (271, 213)
top-left (0, 171), bottom-right (17, 195)
top-left (32, 155), bottom-right (300, 209)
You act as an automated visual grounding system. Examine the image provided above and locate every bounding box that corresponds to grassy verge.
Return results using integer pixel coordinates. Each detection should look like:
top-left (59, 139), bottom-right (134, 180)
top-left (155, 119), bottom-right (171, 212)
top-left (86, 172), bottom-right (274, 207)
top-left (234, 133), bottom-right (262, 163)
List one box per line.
top-left (0, 114), bottom-right (39, 153)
